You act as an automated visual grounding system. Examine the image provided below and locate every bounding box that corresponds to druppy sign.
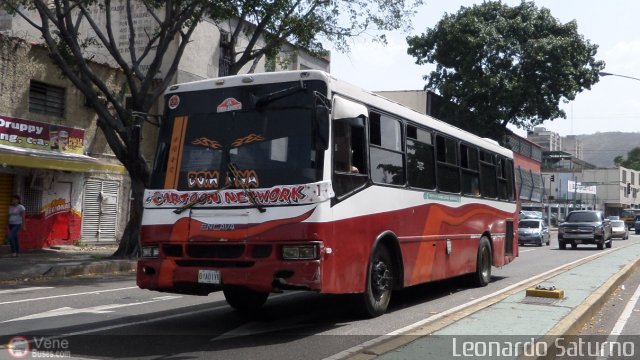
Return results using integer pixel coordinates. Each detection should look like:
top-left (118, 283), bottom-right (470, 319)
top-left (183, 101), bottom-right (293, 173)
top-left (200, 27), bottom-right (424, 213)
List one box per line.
top-left (0, 115), bottom-right (84, 154)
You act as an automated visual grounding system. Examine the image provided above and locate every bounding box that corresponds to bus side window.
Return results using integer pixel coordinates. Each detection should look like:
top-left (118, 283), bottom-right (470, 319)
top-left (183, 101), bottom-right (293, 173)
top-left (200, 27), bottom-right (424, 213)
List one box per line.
top-left (333, 118), bottom-right (367, 197)
top-left (497, 157), bottom-right (514, 200)
top-left (480, 151), bottom-right (497, 198)
top-left (406, 125), bottom-right (435, 190)
top-left (435, 134), bottom-right (460, 193)
top-left (369, 112), bottom-right (405, 186)
top-left (460, 143), bottom-right (480, 196)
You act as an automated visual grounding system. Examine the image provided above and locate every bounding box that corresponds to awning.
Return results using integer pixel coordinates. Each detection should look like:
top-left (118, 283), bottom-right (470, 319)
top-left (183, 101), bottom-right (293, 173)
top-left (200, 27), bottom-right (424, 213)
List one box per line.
top-left (0, 144), bottom-right (125, 174)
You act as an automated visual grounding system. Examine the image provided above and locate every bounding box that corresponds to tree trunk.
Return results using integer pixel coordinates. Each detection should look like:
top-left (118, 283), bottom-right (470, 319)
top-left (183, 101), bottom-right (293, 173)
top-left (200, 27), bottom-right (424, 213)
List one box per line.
top-left (111, 124), bottom-right (148, 259)
top-left (111, 175), bottom-right (146, 259)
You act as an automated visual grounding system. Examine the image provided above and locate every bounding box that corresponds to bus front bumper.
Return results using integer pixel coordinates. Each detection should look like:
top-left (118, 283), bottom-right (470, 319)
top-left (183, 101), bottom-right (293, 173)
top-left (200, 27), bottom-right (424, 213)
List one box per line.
top-left (136, 258), bottom-right (322, 295)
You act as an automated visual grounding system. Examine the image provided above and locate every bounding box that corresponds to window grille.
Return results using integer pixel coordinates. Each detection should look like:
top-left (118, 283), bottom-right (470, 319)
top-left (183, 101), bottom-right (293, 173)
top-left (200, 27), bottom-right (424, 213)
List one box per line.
top-left (22, 177), bottom-right (43, 216)
top-left (29, 80), bottom-right (65, 117)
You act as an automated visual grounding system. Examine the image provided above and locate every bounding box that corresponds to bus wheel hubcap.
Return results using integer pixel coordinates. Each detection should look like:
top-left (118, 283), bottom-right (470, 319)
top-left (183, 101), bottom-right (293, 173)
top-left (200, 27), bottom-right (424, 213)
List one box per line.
top-left (372, 260), bottom-right (391, 299)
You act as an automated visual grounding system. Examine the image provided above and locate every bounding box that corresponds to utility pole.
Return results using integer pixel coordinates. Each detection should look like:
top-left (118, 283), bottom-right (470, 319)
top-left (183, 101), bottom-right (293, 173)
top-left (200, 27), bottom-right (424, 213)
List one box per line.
top-left (573, 176), bottom-right (578, 210)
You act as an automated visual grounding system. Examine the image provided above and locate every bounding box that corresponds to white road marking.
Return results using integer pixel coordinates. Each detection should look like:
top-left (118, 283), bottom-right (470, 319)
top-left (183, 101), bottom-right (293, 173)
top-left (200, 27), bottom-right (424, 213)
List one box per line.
top-left (596, 284), bottom-right (640, 359)
top-left (610, 284), bottom-right (640, 336)
top-left (2, 296), bottom-right (182, 323)
top-left (0, 286), bottom-right (138, 306)
top-left (0, 287), bottom-right (54, 295)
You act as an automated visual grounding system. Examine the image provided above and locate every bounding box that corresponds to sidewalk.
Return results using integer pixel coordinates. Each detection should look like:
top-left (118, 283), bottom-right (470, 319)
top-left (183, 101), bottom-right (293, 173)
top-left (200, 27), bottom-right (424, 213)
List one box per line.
top-left (0, 244), bottom-right (137, 283)
top-left (346, 242), bottom-right (640, 360)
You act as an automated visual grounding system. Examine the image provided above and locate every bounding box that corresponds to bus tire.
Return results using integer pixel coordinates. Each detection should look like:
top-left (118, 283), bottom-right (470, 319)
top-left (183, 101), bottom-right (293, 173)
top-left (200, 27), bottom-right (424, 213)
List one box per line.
top-left (471, 237), bottom-right (492, 287)
top-left (360, 245), bottom-right (394, 318)
top-left (223, 286), bottom-right (269, 313)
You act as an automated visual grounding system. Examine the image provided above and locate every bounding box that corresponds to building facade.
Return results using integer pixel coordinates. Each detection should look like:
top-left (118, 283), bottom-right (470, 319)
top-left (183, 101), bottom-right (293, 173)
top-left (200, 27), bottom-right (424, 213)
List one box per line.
top-left (0, 34), bottom-right (128, 249)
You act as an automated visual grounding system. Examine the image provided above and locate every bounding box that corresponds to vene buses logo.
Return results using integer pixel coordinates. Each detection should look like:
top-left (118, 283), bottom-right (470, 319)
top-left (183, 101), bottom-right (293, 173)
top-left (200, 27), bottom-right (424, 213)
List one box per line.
top-left (6, 336), bottom-right (29, 358)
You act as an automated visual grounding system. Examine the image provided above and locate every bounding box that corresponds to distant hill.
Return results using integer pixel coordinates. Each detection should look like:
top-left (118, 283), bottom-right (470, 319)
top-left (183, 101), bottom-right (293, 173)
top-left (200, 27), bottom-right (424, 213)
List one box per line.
top-left (575, 132), bottom-right (640, 168)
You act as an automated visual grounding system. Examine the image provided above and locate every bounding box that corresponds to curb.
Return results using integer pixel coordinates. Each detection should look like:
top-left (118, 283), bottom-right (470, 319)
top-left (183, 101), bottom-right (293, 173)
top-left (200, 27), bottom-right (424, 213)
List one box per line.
top-left (42, 260), bottom-right (138, 278)
top-left (0, 260), bottom-right (137, 283)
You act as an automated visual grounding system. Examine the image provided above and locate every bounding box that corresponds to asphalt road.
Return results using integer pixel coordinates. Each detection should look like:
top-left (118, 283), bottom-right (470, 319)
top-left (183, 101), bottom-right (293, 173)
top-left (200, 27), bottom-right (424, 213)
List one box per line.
top-left (1, 233), bottom-right (639, 360)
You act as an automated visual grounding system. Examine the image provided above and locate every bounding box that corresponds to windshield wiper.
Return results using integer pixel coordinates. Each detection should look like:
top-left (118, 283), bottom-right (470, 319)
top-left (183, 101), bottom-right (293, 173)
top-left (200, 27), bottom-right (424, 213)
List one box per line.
top-left (253, 80), bottom-right (306, 108)
top-left (228, 162), bottom-right (266, 213)
top-left (173, 185), bottom-right (229, 214)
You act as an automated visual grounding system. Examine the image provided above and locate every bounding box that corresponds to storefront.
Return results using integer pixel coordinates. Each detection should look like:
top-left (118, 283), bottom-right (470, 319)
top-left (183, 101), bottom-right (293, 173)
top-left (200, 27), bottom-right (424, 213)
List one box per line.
top-left (0, 115), bottom-right (125, 250)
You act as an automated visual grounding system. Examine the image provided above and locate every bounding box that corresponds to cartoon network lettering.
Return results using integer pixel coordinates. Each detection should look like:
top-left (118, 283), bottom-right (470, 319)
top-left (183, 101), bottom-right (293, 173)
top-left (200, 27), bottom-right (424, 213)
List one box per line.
top-left (147, 185), bottom-right (308, 207)
top-left (187, 170), bottom-right (259, 189)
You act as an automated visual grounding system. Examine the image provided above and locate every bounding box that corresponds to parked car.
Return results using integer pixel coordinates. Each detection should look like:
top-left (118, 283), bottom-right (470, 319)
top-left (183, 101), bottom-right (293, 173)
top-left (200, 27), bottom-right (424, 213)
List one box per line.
top-left (558, 210), bottom-right (612, 250)
top-left (518, 219), bottom-right (550, 246)
top-left (610, 220), bottom-right (629, 240)
top-left (635, 216), bottom-right (640, 235)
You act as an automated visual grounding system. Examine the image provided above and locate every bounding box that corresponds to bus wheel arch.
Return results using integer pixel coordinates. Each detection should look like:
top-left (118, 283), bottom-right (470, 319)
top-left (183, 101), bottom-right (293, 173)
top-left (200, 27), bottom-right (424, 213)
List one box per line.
top-left (373, 231), bottom-right (404, 289)
top-left (358, 231), bottom-right (402, 317)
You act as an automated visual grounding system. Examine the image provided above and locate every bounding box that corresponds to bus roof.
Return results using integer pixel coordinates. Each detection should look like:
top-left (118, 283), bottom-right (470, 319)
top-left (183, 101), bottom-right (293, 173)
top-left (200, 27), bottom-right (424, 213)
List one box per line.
top-left (165, 70), bottom-right (513, 158)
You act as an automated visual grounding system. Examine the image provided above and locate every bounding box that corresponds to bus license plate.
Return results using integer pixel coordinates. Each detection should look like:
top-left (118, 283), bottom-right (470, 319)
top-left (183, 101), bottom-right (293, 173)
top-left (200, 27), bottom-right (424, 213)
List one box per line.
top-left (198, 270), bottom-right (221, 284)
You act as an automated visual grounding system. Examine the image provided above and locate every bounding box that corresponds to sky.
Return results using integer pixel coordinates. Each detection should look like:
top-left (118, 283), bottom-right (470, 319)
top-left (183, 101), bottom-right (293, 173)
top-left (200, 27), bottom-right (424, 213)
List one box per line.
top-left (328, 0), bottom-right (640, 138)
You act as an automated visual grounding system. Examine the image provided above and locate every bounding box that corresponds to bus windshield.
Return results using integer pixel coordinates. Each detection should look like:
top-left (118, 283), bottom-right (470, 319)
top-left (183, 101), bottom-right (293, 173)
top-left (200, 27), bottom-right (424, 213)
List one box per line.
top-left (151, 81), bottom-right (327, 191)
top-left (169, 108), bottom-right (321, 191)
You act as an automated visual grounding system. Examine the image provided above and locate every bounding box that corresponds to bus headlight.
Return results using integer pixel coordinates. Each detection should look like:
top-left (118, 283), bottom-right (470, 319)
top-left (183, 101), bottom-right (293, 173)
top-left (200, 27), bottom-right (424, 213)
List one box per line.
top-left (282, 245), bottom-right (318, 260)
top-left (142, 245), bottom-right (160, 258)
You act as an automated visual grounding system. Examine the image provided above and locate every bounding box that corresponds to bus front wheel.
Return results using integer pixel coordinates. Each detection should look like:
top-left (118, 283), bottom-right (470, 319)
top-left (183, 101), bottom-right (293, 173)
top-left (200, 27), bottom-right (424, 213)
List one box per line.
top-left (360, 245), bottom-right (394, 318)
top-left (223, 286), bottom-right (269, 313)
top-left (470, 237), bottom-right (492, 287)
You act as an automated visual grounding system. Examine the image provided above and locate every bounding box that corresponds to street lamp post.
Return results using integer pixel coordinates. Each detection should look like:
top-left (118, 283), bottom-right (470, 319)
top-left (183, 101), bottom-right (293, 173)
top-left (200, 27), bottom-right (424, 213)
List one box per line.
top-left (599, 72), bottom-right (640, 82)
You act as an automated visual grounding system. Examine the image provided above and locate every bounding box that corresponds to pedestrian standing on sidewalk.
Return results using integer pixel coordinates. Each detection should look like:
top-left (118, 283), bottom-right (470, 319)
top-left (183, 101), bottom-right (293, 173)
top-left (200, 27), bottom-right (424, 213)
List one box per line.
top-left (7, 195), bottom-right (26, 257)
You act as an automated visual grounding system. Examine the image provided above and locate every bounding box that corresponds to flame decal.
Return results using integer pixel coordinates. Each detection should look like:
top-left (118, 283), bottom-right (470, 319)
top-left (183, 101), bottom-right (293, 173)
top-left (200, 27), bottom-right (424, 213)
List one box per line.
top-left (192, 137), bottom-right (221, 149)
top-left (232, 133), bottom-right (265, 147)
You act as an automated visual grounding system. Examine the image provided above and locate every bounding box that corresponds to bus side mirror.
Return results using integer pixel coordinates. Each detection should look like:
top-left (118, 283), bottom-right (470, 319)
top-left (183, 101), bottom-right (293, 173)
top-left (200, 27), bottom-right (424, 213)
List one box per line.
top-left (315, 105), bottom-right (329, 151)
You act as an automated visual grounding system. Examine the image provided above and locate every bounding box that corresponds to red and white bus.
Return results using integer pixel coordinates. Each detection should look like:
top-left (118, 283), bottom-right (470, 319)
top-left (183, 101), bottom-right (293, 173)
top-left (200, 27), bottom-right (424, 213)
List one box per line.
top-left (137, 70), bottom-right (518, 317)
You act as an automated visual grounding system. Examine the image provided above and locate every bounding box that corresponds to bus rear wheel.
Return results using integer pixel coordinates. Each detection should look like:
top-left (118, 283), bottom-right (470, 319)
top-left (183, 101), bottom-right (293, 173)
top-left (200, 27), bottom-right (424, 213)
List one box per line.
top-left (223, 286), bottom-right (269, 313)
top-left (360, 245), bottom-right (394, 318)
top-left (470, 237), bottom-right (492, 287)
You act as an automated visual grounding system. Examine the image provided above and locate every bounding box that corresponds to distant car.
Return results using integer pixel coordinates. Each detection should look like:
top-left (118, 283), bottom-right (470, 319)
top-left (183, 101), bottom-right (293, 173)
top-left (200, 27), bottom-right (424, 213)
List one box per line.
top-left (518, 219), bottom-right (550, 246)
top-left (558, 210), bottom-right (612, 250)
top-left (635, 216), bottom-right (640, 235)
top-left (608, 216), bottom-right (620, 221)
top-left (610, 220), bottom-right (629, 240)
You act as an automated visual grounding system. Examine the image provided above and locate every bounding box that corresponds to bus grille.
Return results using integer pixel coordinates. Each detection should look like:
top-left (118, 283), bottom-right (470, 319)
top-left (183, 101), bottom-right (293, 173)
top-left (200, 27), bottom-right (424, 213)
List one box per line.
top-left (175, 260), bottom-right (254, 268)
top-left (186, 244), bottom-right (245, 258)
